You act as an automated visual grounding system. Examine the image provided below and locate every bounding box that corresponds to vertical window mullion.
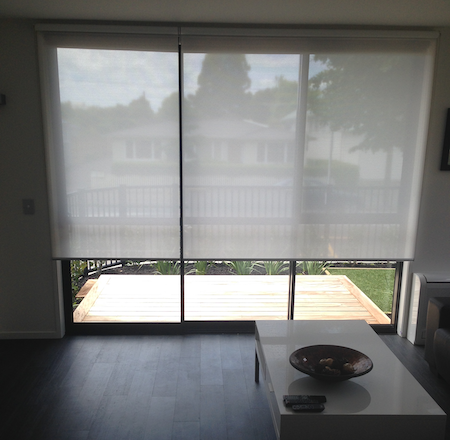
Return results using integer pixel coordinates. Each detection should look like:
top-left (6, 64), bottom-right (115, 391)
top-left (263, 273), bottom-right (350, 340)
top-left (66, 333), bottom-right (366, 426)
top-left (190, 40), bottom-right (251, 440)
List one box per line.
top-left (178, 32), bottom-right (185, 322)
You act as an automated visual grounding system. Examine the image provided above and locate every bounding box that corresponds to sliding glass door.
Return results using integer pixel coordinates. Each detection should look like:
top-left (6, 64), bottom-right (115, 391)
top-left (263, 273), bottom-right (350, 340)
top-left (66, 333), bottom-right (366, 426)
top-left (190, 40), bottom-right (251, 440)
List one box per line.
top-left (181, 41), bottom-right (303, 321)
top-left (38, 26), bottom-right (436, 327)
top-left (40, 31), bottom-right (183, 324)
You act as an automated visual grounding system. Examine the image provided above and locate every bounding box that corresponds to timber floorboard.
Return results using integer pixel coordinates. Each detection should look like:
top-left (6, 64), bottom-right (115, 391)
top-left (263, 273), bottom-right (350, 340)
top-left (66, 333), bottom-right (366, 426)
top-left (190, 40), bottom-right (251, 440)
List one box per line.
top-left (1, 333), bottom-right (449, 439)
top-left (77, 275), bottom-right (390, 325)
top-left (0, 334), bottom-right (275, 440)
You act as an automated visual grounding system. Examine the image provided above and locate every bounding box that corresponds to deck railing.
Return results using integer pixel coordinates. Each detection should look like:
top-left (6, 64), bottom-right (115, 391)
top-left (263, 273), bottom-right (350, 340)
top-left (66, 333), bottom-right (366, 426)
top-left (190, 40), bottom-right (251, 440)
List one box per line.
top-left (86, 259), bottom-right (124, 273)
top-left (67, 184), bottom-right (400, 219)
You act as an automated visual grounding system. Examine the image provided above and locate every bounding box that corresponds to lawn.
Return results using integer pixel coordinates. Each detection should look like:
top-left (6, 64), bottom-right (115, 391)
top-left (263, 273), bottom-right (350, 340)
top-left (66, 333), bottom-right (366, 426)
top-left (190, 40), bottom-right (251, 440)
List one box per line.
top-left (328, 267), bottom-right (395, 314)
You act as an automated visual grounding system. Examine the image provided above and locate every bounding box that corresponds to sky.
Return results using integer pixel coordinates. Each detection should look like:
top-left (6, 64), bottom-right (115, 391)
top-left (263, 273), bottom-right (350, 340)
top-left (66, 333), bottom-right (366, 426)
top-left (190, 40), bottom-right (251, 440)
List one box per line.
top-left (57, 48), bottom-right (324, 111)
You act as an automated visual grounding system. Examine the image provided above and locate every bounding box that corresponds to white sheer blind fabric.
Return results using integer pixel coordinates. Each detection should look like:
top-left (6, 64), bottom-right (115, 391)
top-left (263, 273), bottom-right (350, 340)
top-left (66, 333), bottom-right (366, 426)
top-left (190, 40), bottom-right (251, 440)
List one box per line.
top-left (38, 28), bottom-right (436, 260)
top-left (181, 35), bottom-right (435, 260)
top-left (39, 31), bottom-right (181, 259)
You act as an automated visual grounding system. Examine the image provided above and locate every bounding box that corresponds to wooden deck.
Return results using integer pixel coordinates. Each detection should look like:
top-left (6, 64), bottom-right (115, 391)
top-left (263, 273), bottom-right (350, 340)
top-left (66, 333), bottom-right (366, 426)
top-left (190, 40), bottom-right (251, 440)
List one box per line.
top-left (73, 274), bottom-right (390, 324)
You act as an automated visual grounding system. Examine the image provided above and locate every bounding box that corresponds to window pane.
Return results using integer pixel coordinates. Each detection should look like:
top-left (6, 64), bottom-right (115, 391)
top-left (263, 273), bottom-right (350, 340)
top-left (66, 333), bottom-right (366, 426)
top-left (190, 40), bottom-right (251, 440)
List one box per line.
top-left (184, 260), bottom-right (289, 321)
top-left (72, 260), bottom-right (181, 323)
top-left (182, 52), bottom-right (301, 259)
top-left (52, 41), bottom-right (180, 258)
top-left (303, 51), bottom-right (432, 259)
top-left (182, 38), bottom-right (435, 260)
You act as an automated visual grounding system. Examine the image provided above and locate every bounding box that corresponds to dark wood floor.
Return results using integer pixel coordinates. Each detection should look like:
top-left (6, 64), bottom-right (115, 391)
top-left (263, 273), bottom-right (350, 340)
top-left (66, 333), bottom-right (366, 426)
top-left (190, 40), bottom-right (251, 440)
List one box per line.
top-left (0, 331), bottom-right (449, 440)
top-left (0, 334), bottom-right (275, 440)
top-left (379, 333), bottom-right (450, 439)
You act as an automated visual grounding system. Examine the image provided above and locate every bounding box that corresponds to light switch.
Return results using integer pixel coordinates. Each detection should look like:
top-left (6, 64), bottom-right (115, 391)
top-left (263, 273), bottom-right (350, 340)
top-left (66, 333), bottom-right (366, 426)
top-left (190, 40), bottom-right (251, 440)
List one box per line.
top-left (22, 199), bottom-right (35, 215)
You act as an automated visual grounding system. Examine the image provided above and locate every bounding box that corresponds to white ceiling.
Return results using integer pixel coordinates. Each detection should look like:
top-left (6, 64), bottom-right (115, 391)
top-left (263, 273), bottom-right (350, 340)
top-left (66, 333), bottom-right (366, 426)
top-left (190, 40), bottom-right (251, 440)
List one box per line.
top-left (1, 0), bottom-right (450, 27)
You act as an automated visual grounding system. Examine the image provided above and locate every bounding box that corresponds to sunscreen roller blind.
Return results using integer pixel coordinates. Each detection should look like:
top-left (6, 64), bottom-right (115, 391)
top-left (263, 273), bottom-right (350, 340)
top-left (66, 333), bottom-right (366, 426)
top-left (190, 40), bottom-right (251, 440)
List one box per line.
top-left (38, 28), bottom-right (436, 260)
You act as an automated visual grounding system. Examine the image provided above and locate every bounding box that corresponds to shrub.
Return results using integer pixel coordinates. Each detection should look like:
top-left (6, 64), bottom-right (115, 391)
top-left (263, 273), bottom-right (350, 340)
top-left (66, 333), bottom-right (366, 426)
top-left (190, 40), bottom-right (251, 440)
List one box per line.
top-left (261, 261), bottom-right (289, 275)
top-left (188, 261), bottom-right (212, 275)
top-left (297, 261), bottom-right (329, 275)
top-left (226, 261), bottom-right (261, 275)
top-left (155, 261), bottom-right (180, 275)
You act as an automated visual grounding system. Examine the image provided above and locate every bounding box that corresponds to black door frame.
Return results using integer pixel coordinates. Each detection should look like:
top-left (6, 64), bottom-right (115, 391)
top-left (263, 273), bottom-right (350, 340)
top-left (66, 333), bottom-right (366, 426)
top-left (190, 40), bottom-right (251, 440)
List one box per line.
top-left (61, 259), bottom-right (400, 335)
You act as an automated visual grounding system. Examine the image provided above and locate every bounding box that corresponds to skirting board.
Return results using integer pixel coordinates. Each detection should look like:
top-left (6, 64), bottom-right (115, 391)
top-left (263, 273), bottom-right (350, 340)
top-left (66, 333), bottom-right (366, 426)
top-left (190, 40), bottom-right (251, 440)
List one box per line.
top-left (0, 330), bottom-right (64, 339)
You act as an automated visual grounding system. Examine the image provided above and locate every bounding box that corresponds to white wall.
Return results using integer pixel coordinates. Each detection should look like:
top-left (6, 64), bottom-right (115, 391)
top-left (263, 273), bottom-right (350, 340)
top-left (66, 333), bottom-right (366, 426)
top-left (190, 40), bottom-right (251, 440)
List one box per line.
top-left (0, 20), bottom-right (63, 338)
top-left (394, 29), bottom-right (450, 339)
top-left (1, 19), bottom-right (450, 338)
top-left (412, 29), bottom-right (450, 274)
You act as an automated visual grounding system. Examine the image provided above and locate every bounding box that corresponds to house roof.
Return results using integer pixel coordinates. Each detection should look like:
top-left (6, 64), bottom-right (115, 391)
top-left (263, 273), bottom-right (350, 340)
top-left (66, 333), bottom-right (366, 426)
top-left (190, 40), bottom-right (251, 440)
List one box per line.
top-left (112, 118), bottom-right (294, 141)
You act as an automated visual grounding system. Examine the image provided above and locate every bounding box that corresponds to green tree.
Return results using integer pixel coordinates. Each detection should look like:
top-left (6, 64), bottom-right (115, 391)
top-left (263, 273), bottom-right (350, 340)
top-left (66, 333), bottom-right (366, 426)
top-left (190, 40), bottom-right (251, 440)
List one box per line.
top-left (61, 93), bottom-right (154, 135)
top-left (308, 53), bottom-right (422, 183)
top-left (125, 92), bottom-right (155, 126)
top-left (309, 55), bottom-right (419, 148)
top-left (249, 76), bottom-right (299, 125)
top-left (188, 54), bottom-right (252, 118)
top-left (157, 91), bottom-right (180, 120)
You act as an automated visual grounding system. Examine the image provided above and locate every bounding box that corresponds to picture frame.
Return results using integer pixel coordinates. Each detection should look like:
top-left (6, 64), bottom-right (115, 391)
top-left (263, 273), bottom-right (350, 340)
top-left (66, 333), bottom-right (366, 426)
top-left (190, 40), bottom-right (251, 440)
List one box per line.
top-left (440, 108), bottom-right (450, 170)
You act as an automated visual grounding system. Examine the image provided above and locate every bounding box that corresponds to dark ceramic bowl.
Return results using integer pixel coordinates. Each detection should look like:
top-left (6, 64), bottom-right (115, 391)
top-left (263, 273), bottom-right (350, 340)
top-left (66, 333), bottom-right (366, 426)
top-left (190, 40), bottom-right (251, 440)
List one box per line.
top-left (289, 344), bottom-right (373, 382)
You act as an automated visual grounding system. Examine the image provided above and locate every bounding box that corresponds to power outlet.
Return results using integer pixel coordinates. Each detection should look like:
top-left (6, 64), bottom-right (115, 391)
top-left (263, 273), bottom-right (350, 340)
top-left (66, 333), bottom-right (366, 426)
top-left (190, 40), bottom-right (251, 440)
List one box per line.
top-left (22, 199), bottom-right (35, 215)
